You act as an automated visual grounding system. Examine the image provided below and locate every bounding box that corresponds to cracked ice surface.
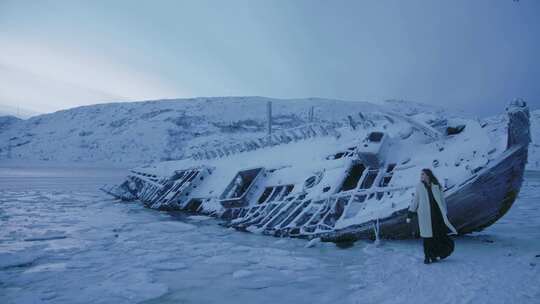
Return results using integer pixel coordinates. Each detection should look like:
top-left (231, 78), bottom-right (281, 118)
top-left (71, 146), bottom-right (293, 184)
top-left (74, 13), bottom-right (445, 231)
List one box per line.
top-left (1, 168), bottom-right (540, 304)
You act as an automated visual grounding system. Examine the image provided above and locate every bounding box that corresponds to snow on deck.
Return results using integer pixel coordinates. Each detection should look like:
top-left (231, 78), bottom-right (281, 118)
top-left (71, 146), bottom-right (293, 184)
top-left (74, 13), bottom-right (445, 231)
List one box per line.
top-left (1, 167), bottom-right (539, 304)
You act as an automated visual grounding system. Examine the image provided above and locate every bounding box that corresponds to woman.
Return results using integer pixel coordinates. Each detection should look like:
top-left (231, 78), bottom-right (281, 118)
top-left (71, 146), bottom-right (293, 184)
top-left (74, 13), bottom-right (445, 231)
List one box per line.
top-left (407, 169), bottom-right (458, 264)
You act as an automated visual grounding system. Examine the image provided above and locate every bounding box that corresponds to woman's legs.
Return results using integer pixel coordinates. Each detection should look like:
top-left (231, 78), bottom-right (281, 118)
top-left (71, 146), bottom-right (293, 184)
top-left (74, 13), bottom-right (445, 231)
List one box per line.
top-left (427, 187), bottom-right (454, 260)
top-left (423, 238), bottom-right (434, 263)
top-left (424, 236), bottom-right (454, 263)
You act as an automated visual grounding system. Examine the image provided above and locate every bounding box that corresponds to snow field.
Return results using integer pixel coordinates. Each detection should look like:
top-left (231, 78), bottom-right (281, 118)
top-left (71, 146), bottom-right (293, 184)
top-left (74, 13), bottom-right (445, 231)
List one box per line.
top-left (1, 168), bottom-right (539, 304)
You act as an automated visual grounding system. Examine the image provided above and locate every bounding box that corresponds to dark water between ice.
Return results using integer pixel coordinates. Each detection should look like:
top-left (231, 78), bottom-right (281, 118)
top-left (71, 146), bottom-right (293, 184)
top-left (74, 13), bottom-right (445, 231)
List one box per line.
top-left (0, 166), bottom-right (127, 192)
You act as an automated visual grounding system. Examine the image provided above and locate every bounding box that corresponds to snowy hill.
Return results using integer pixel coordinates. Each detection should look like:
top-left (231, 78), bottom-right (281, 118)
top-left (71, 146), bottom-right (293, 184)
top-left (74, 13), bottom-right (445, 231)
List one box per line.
top-left (0, 97), bottom-right (537, 169)
top-left (0, 97), bottom-right (381, 166)
top-left (0, 115), bottom-right (22, 132)
top-left (0, 104), bottom-right (40, 119)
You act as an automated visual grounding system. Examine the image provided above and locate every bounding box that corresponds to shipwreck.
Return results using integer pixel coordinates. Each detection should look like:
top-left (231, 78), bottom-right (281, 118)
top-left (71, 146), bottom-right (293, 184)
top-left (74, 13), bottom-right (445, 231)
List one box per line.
top-left (103, 99), bottom-right (531, 242)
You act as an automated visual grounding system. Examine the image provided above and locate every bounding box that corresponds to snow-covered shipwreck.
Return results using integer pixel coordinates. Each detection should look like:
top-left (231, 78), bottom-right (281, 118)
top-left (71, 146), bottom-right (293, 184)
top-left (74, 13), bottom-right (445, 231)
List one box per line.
top-left (103, 100), bottom-right (531, 243)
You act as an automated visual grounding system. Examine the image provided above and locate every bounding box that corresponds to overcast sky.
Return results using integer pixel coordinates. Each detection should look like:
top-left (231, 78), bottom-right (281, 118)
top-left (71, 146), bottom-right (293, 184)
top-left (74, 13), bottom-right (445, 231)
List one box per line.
top-left (1, 0), bottom-right (539, 116)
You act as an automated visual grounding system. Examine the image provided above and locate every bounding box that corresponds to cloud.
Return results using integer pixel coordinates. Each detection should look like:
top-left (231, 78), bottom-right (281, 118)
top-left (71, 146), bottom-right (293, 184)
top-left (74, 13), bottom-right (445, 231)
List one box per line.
top-left (0, 37), bottom-right (186, 112)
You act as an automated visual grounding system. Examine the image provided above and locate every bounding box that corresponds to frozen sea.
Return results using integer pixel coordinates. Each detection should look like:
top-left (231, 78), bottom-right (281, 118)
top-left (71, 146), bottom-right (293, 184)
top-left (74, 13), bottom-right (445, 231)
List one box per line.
top-left (1, 166), bottom-right (539, 304)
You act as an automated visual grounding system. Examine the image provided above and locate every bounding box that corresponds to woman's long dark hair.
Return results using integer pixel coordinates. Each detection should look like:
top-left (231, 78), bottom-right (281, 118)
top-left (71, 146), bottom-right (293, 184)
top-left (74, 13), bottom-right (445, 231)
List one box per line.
top-left (422, 168), bottom-right (440, 185)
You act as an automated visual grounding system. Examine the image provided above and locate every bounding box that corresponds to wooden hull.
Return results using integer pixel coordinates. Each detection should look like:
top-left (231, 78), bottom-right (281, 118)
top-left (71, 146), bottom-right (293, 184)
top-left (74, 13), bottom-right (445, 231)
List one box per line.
top-left (103, 100), bottom-right (531, 243)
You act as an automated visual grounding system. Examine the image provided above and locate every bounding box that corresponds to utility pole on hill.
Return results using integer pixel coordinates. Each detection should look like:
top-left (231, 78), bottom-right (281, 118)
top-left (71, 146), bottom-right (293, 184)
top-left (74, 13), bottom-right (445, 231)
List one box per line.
top-left (267, 101), bottom-right (272, 135)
